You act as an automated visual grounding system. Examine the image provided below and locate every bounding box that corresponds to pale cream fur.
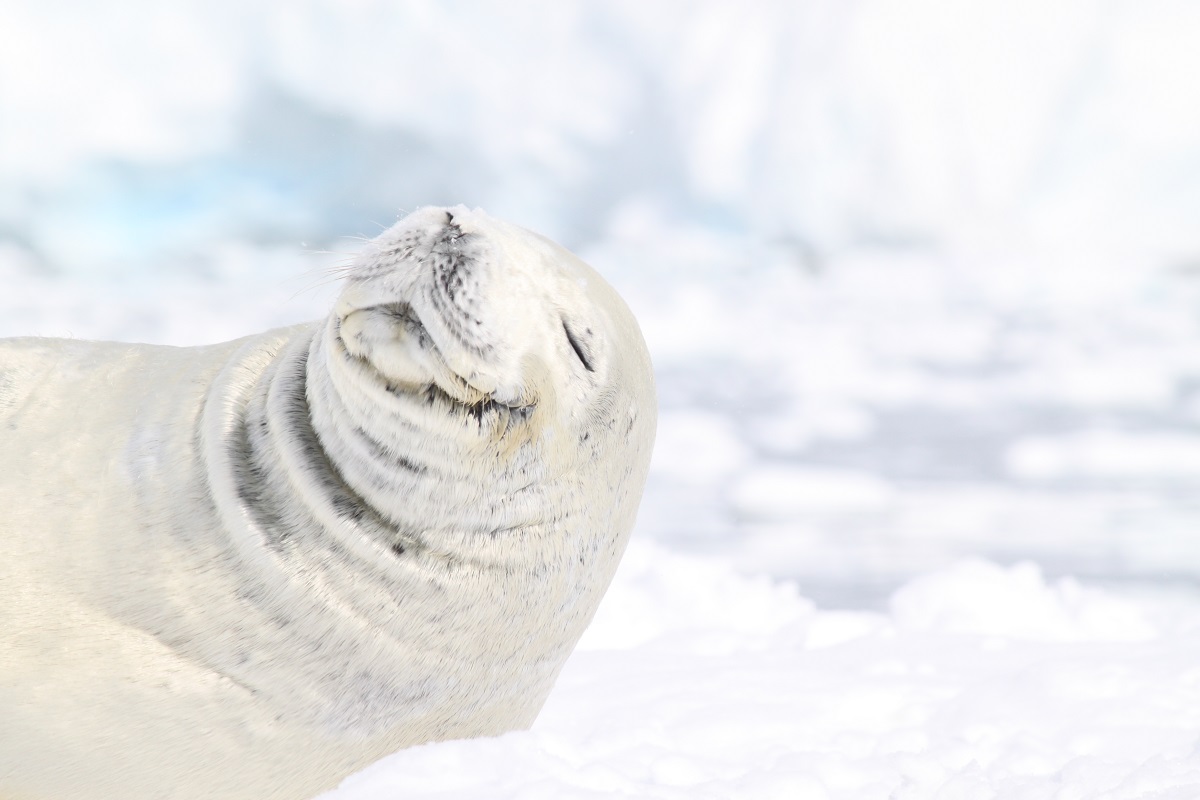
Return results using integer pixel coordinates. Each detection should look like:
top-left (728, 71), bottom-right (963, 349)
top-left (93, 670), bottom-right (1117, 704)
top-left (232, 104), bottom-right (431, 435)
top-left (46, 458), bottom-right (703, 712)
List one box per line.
top-left (0, 206), bottom-right (656, 800)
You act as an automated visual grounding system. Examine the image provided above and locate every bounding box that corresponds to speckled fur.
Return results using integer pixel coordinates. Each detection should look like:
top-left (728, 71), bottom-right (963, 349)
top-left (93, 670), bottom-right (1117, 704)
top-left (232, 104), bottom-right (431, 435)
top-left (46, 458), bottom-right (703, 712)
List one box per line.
top-left (0, 206), bottom-right (656, 800)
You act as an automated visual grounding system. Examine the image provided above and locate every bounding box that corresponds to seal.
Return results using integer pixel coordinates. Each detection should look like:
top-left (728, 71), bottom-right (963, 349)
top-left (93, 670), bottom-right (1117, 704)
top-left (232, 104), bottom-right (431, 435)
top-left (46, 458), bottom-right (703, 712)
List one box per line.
top-left (0, 206), bottom-right (656, 800)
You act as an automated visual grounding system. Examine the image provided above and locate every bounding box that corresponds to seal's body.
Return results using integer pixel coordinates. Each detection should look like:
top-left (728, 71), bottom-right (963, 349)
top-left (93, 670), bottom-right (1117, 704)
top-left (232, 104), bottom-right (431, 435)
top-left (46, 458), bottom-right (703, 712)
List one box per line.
top-left (0, 207), bottom-right (656, 800)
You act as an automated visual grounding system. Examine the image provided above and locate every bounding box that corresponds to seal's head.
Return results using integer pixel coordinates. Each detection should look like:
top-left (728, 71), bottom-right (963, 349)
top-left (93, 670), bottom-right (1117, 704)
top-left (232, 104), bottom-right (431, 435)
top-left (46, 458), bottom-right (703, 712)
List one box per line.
top-left (312, 205), bottom-right (655, 563)
top-left (333, 205), bottom-right (653, 454)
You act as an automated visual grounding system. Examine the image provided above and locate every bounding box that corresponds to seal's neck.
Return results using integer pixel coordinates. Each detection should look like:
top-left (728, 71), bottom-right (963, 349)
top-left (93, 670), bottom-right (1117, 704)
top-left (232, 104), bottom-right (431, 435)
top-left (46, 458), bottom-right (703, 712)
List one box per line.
top-left (260, 319), bottom-right (568, 571)
top-left (195, 325), bottom-right (571, 736)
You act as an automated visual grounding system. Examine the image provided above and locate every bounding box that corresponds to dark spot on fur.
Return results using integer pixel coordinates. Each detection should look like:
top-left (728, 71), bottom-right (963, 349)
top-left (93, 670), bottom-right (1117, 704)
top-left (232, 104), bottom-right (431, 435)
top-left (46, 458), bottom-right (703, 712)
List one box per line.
top-left (352, 426), bottom-right (426, 474)
top-left (332, 494), bottom-right (366, 522)
top-left (228, 421), bottom-right (293, 548)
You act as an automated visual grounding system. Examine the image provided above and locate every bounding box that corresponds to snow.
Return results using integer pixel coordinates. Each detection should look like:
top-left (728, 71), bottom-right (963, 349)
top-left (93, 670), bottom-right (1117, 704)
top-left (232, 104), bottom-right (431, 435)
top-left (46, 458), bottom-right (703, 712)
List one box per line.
top-left (321, 544), bottom-right (1200, 799)
top-left (5, 1), bottom-right (1200, 796)
top-left (1006, 431), bottom-right (1200, 481)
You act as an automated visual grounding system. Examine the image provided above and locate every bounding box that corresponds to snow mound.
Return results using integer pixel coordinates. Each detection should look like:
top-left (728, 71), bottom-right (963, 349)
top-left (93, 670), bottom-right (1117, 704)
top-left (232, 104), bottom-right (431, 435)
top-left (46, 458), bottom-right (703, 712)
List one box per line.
top-left (890, 559), bottom-right (1158, 642)
top-left (1007, 431), bottom-right (1200, 481)
top-left (321, 542), bottom-right (1200, 799)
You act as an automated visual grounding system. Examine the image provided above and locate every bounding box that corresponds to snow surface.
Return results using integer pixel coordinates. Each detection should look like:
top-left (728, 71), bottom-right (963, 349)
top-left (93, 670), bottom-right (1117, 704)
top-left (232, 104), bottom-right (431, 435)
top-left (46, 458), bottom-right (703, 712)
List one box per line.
top-left (4, 1), bottom-right (1200, 797)
top-left (320, 543), bottom-right (1200, 799)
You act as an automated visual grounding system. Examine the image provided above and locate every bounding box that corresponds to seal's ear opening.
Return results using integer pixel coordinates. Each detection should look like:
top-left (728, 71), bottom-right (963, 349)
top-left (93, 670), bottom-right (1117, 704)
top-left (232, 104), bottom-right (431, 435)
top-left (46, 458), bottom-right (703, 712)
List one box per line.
top-left (562, 320), bottom-right (595, 373)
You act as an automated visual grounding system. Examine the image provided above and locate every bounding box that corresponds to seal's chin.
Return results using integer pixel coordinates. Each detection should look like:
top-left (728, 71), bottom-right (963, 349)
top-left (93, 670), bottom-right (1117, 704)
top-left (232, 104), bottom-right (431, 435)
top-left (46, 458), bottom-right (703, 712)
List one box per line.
top-left (337, 303), bottom-right (535, 416)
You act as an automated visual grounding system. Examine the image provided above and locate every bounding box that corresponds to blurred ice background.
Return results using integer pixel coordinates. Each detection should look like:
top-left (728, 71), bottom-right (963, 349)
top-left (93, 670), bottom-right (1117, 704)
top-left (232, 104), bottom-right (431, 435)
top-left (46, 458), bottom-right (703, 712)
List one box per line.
top-left (4, 0), bottom-right (1200, 607)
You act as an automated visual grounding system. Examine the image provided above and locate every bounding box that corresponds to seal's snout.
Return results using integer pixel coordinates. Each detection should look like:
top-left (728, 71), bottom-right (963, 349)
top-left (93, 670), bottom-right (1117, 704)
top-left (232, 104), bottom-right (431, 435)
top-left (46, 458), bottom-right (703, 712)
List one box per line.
top-left (425, 216), bottom-right (494, 359)
top-left (331, 206), bottom-right (548, 411)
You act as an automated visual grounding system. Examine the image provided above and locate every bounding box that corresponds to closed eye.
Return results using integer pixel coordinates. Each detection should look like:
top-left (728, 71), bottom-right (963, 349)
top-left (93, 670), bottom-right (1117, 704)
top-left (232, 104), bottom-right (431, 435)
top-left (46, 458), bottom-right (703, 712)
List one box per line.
top-left (562, 320), bottom-right (595, 373)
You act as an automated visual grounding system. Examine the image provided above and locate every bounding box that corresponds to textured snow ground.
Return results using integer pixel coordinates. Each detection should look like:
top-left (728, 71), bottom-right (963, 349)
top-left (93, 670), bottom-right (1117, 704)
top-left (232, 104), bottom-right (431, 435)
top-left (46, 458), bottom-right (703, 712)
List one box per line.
top-left (5, 1), bottom-right (1200, 797)
top-left (322, 543), bottom-right (1200, 799)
